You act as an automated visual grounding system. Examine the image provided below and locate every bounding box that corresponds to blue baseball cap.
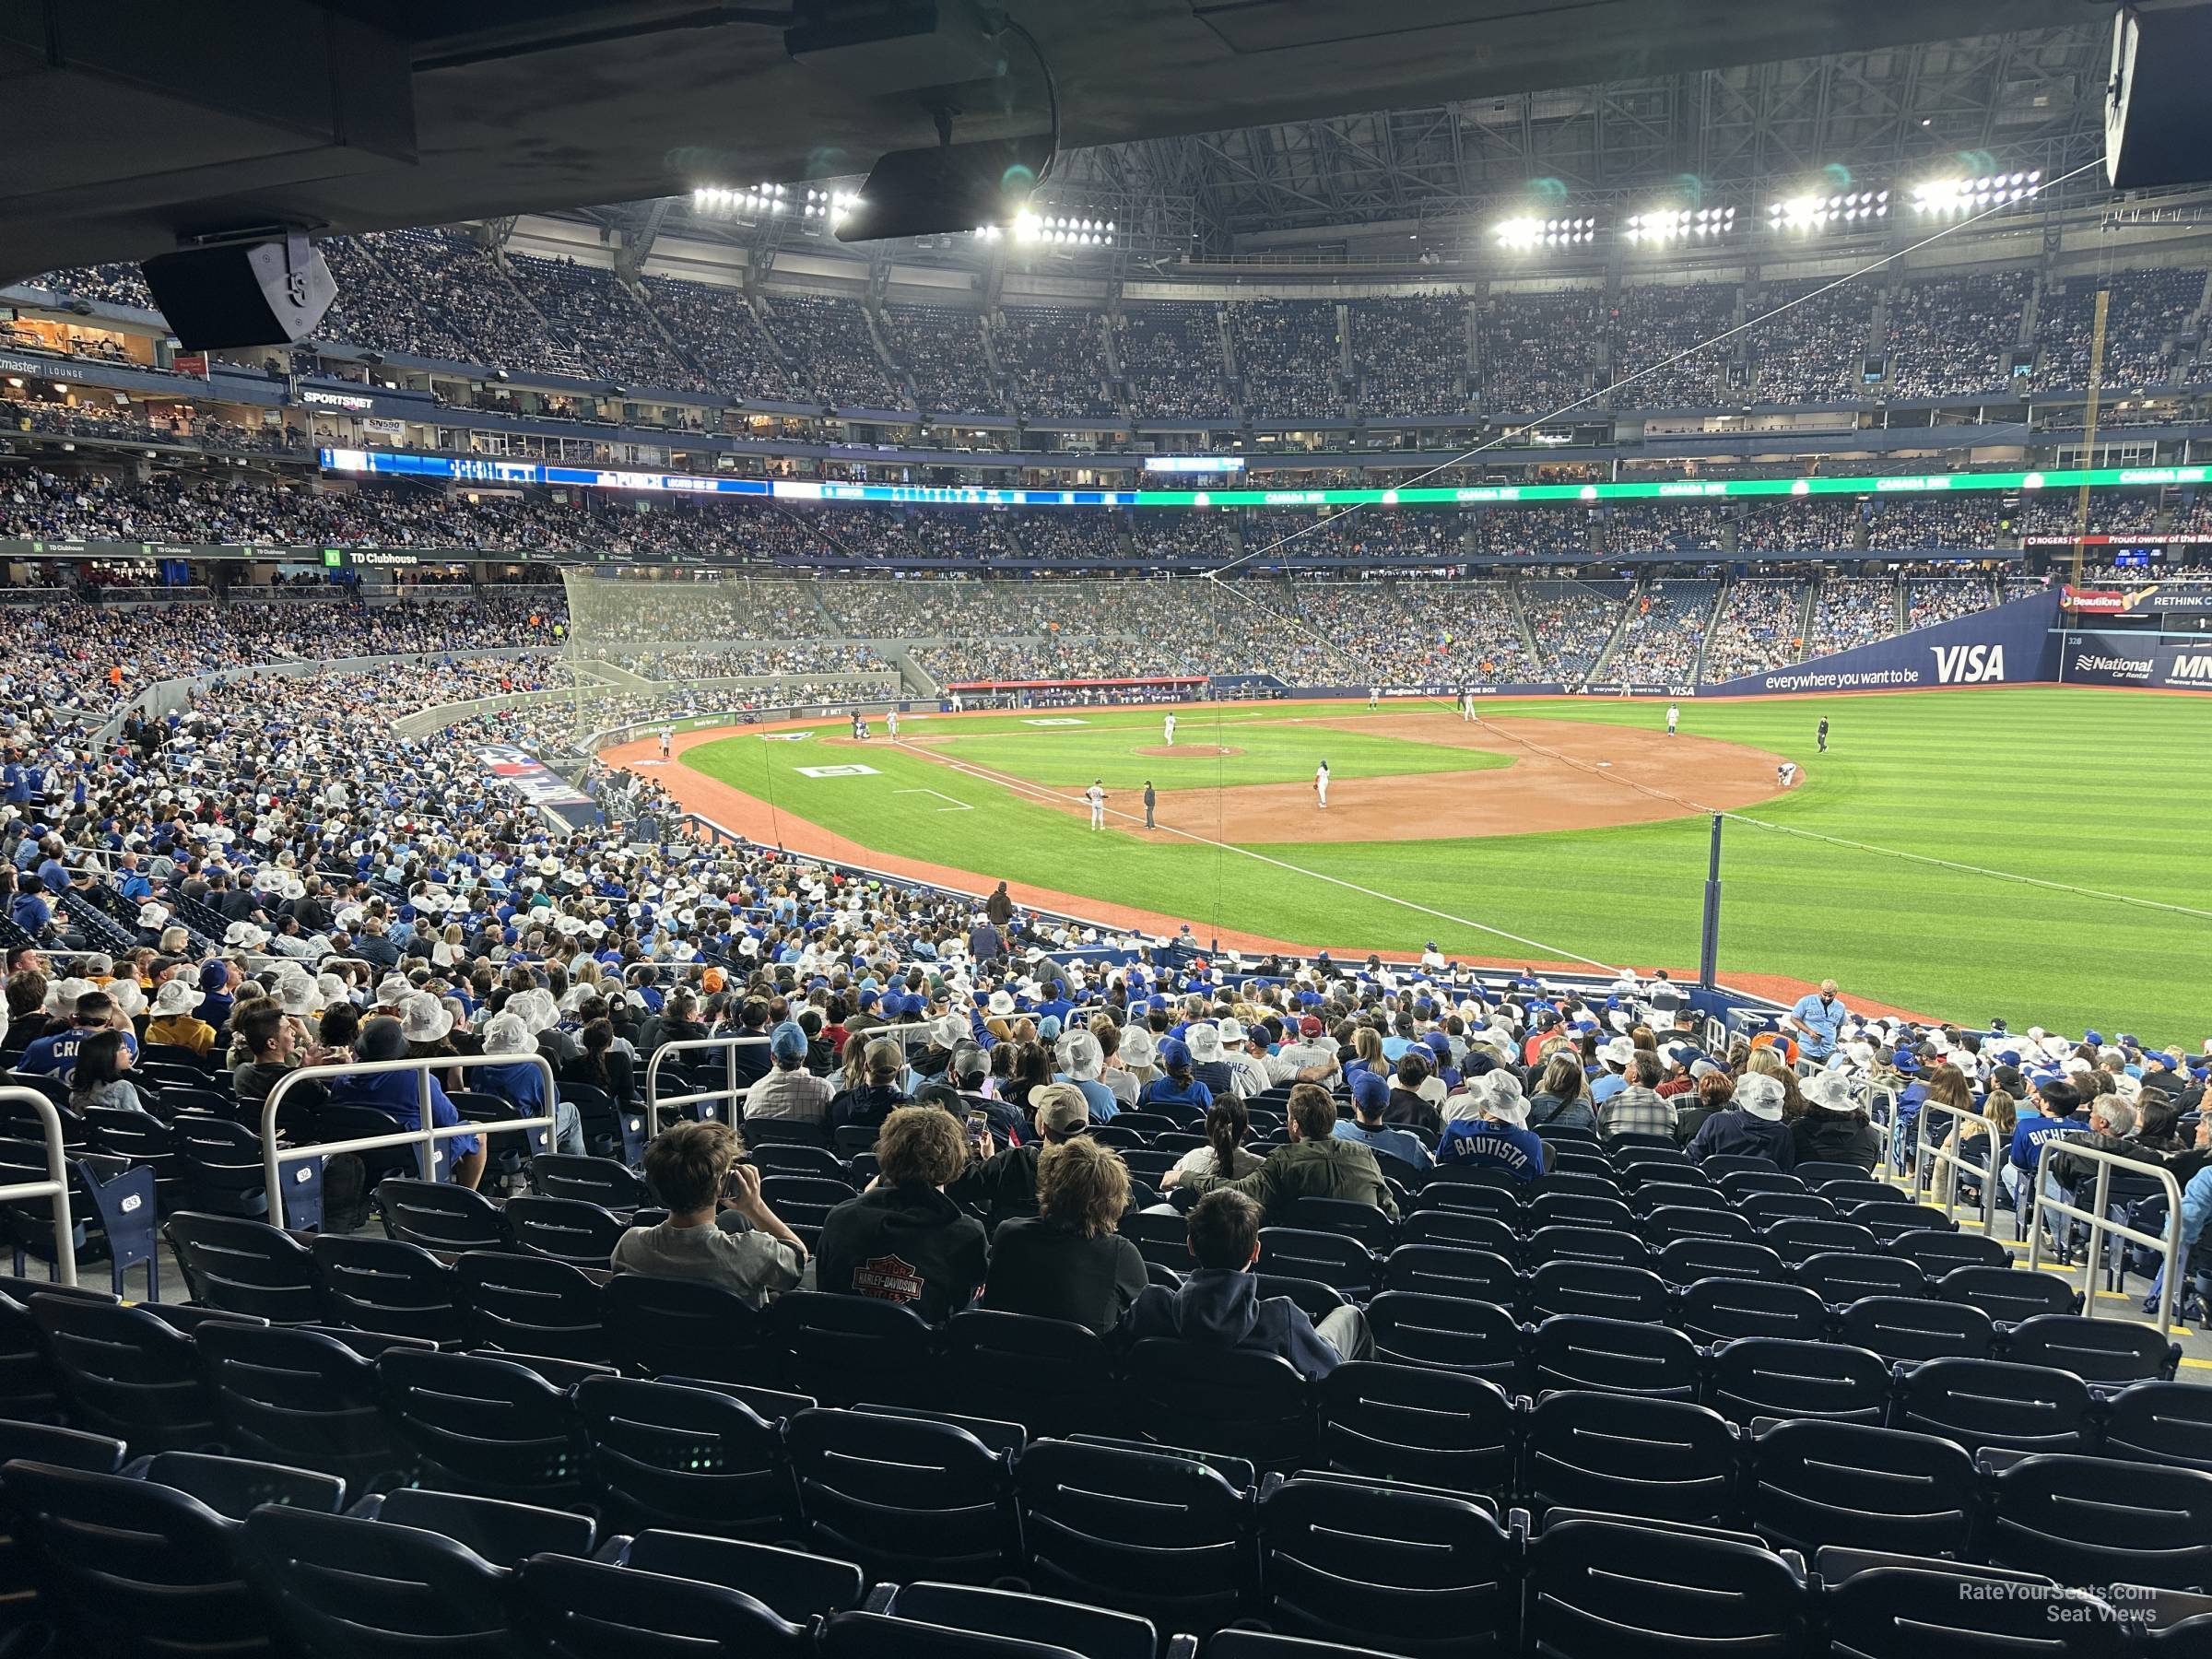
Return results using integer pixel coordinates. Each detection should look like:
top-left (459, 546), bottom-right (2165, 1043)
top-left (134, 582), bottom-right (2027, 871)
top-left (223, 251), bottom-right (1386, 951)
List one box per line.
top-left (770, 1021), bottom-right (807, 1063)
top-left (1351, 1071), bottom-right (1389, 1114)
top-left (1159, 1038), bottom-right (1191, 1073)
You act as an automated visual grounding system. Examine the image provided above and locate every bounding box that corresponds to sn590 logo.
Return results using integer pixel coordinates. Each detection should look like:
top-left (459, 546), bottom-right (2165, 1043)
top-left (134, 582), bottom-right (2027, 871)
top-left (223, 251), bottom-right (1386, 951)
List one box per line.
top-left (1930, 643), bottom-right (2006, 685)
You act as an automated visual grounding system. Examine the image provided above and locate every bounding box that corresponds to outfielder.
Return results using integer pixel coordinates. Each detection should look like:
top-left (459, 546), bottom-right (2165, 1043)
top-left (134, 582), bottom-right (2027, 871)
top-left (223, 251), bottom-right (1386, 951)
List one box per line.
top-left (1665, 702), bottom-right (1679, 736)
top-left (1163, 712), bottom-right (1177, 747)
top-left (1314, 759), bottom-right (1331, 809)
top-left (1368, 687), bottom-right (1380, 710)
top-left (1084, 778), bottom-right (1107, 830)
top-left (887, 708), bottom-right (900, 741)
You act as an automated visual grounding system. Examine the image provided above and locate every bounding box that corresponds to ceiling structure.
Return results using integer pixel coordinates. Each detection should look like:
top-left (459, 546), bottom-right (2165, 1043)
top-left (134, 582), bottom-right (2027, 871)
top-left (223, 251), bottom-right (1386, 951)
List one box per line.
top-left (2, 0), bottom-right (2103, 280)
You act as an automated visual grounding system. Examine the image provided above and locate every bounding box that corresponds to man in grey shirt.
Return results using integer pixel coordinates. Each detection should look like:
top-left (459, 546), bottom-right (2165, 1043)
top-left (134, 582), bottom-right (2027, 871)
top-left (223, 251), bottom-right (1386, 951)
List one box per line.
top-left (610, 1120), bottom-right (806, 1309)
top-left (743, 1019), bottom-right (833, 1124)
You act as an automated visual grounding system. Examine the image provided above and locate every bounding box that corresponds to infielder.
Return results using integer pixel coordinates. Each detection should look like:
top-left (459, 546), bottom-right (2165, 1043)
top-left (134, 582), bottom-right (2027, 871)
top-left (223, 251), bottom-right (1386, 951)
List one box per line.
top-left (1368, 687), bottom-right (1380, 710)
top-left (1461, 690), bottom-right (1476, 722)
top-left (1163, 712), bottom-right (1177, 747)
top-left (1776, 761), bottom-right (1800, 788)
top-left (1665, 702), bottom-right (1679, 736)
top-left (887, 708), bottom-right (900, 741)
top-left (1314, 759), bottom-right (1330, 809)
top-left (1084, 779), bottom-right (1107, 830)
top-left (658, 726), bottom-right (673, 760)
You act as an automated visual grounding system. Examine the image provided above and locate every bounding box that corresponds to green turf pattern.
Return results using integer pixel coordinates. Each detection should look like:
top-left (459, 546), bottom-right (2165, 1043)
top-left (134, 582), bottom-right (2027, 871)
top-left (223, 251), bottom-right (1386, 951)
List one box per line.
top-left (682, 690), bottom-right (2212, 1043)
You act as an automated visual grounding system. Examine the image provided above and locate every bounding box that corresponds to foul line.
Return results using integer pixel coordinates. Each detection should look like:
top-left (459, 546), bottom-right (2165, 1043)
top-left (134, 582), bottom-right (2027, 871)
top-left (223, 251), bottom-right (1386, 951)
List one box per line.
top-left (895, 787), bottom-right (973, 812)
top-left (888, 737), bottom-right (1625, 974)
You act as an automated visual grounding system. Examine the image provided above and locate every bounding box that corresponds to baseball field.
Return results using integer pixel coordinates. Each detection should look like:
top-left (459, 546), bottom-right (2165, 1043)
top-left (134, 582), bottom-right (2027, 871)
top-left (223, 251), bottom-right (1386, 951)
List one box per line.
top-left (615, 688), bottom-right (2212, 1043)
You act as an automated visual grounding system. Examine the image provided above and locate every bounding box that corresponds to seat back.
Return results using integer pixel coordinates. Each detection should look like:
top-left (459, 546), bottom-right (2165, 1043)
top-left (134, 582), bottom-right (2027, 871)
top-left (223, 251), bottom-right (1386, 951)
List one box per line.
top-left (0, 1459), bottom-right (269, 1657)
top-left (1983, 1453), bottom-right (2212, 1592)
top-left (1890, 1231), bottom-right (2012, 1274)
top-left (602, 1270), bottom-right (780, 1385)
top-left (2001, 1315), bottom-right (2179, 1384)
top-left (1525, 1514), bottom-right (1806, 1659)
top-left (1705, 1336), bottom-right (1892, 1427)
top-left (533, 1153), bottom-right (653, 1207)
top-left (1382, 1244), bottom-right (1523, 1310)
top-left (197, 1319), bottom-right (418, 1489)
top-left (1014, 1437), bottom-right (1251, 1633)
top-left (1656, 1238), bottom-right (1786, 1287)
top-left (163, 1211), bottom-right (322, 1324)
top-left (1257, 1474), bottom-right (1516, 1659)
top-left (375, 1347), bottom-right (585, 1505)
top-left (942, 1311), bottom-right (1121, 1440)
top-left (1316, 1361), bottom-right (1516, 1498)
top-left (1746, 1418), bottom-right (1976, 1558)
top-left (312, 1233), bottom-right (467, 1346)
top-left (1841, 1292), bottom-right (1999, 1364)
top-left (456, 1250), bottom-right (610, 1364)
top-left (865, 1583), bottom-right (1154, 1659)
top-left (775, 1290), bottom-right (941, 1406)
top-left (503, 1194), bottom-right (627, 1270)
top-left (1892, 1358), bottom-right (2097, 1456)
top-left (1397, 1209), bottom-right (1520, 1256)
top-left (1770, 1219), bottom-right (1881, 1267)
top-left (1677, 1277), bottom-right (1830, 1346)
top-left (575, 1375), bottom-right (794, 1540)
top-left (2100, 1381), bottom-right (2212, 1474)
top-left (786, 1406), bottom-right (1017, 1583)
top-left (1526, 1259), bottom-right (1671, 1324)
top-left (241, 1504), bottom-right (512, 1659)
top-left (1824, 1562), bottom-right (2119, 1659)
top-left (1523, 1391), bottom-right (1739, 1527)
top-left (1366, 1291), bottom-right (1523, 1389)
top-left (509, 1551), bottom-right (810, 1659)
top-left (1283, 1197), bottom-right (1396, 1253)
top-left (30, 1293), bottom-right (218, 1451)
top-left (1792, 1251), bottom-right (1927, 1305)
top-left (1258, 1227), bottom-right (1380, 1298)
top-left (1935, 1265), bottom-right (2079, 1324)
top-left (1124, 1337), bottom-right (1316, 1469)
top-left (1524, 1224), bottom-right (1652, 1272)
top-left (376, 1178), bottom-right (512, 1253)
top-left (1529, 1313), bottom-right (1704, 1400)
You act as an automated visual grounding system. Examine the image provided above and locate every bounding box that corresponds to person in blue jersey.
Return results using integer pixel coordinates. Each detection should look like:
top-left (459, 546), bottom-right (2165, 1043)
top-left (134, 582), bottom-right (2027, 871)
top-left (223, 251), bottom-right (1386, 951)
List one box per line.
top-left (1435, 1069), bottom-right (1546, 1182)
top-left (1334, 1070), bottom-right (1432, 1171)
top-left (1139, 1037), bottom-right (1213, 1124)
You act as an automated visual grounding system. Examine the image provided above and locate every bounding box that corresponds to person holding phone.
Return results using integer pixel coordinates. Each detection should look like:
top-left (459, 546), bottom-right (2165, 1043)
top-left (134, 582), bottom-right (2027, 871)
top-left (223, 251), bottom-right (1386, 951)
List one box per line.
top-left (611, 1120), bottom-right (806, 1309)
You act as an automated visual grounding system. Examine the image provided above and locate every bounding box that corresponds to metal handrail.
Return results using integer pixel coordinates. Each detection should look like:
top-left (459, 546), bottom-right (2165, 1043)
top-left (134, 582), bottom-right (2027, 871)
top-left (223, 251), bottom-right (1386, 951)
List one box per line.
top-left (0, 1088), bottom-right (77, 1288)
top-left (2029, 1138), bottom-right (2184, 1335)
top-left (1912, 1100), bottom-right (2002, 1232)
top-left (260, 1053), bottom-right (559, 1218)
top-left (642, 1019), bottom-right (943, 1141)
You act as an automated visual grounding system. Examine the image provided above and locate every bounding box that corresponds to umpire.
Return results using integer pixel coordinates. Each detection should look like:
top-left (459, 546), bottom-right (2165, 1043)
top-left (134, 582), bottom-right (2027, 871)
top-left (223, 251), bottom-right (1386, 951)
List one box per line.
top-left (1143, 780), bottom-right (1157, 829)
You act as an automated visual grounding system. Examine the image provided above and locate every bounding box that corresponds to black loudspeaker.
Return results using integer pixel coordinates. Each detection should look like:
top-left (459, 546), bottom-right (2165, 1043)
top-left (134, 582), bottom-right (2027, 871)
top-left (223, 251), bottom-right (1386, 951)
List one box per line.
top-left (2105, 5), bottom-right (2212, 189)
top-left (140, 237), bottom-right (336, 350)
top-left (836, 135), bottom-right (1053, 243)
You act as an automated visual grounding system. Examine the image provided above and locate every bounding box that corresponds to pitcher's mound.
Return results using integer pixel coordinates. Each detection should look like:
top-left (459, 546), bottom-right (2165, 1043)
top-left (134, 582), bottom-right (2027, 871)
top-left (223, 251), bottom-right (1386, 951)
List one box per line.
top-left (1135, 743), bottom-right (1241, 759)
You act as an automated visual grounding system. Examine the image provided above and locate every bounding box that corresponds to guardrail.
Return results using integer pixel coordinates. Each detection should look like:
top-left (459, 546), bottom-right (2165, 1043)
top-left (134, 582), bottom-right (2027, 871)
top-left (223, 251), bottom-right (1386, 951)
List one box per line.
top-left (261, 1053), bottom-right (559, 1219)
top-left (1911, 1100), bottom-right (2002, 1232)
top-left (0, 1088), bottom-right (77, 1288)
top-left (642, 1020), bottom-right (943, 1142)
top-left (2028, 1138), bottom-right (2185, 1335)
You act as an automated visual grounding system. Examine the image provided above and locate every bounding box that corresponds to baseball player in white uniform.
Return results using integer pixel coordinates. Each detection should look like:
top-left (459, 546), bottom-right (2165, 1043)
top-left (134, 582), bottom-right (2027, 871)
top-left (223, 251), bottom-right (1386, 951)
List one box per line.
top-left (1314, 760), bottom-right (1330, 809)
top-left (1665, 703), bottom-right (1679, 736)
top-left (1368, 687), bottom-right (1380, 710)
top-left (1084, 779), bottom-right (1107, 830)
top-left (950, 691), bottom-right (964, 713)
top-left (1777, 761), bottom-right (1800, 788)
top-left (1461, 690), bottom-right (1476, 722)
top-left (1163, 712), bottom-right (1177, 747)
top-left (658, 727), bottom-right (673, 760)
top-left (887, 708), bottom-right (900, 741)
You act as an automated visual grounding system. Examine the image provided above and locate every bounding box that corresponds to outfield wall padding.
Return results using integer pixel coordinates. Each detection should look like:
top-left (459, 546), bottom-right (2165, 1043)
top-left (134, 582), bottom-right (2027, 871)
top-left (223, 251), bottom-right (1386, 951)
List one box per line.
top-left (2059, 629), bottom-right (2212, 690)
top-left (1698, 593), bottom-right (2064, 698)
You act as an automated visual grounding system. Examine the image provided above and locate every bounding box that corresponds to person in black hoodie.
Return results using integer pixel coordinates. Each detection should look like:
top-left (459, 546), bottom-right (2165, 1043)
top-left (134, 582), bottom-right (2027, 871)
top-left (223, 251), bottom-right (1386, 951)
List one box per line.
top-left (1117, 1188), bottom-right (1370, 1378)
top-left (1685, 1071), bottom-right (1794, 1169)
top-left (817, 1104), bottom-right (987, 1322)
top-left (982, 1135), bottom-right (1147, 1332)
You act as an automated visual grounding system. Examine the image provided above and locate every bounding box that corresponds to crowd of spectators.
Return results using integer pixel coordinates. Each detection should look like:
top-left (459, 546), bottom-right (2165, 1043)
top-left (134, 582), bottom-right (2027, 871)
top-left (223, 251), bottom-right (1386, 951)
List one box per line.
top-left (1115, 303), bottom-right (1230, 422)
top-left (1520, 578), bottom-right (1629, 682)
top-left (324, 230), bottom-right (550, 371)
top-left (992, 308), bottom-right (1117, 421)
top-left (1230, 300), bottom-right (1345, 422)
top-left (1883, 273), bottom-right (2030, 399)
top-left (2034, 266), bottom-right (2206, 394)
top-left (1864, 498), bottom-right (2006, 551)
top-left (20, 263), bottom-right (156, 310)
top-left (2012, 493), bottom-right (2164, 537)
top-left (1477, 290), bottom-right (1601, 415)
top-left (623, 644), bottom-right (887, 680)
top-left (1465, 507), bottom-right (1590, 558)
top-left (563, 576), bottom-right (823, 645)
top-left (1351, 293), bottom-right (1471, 419)
top-left (636, 275), bottom-right (806, 404)
top-left (1015, 512), bottom-right (1130, 563)
top-left (878, 303), bottom-right (1000, 416)
top-left (1701, 578), bottom-right (1808, 680)
top-left (1749, 277), bottom-right (1875, 404)
top-left (1603, 503), bottom-right (1727, 554)
top-left (1804, 574), bottom-right (1899, 655)
top-left (502, 254), bottom-right (700, 391)
top-left (901, 510), bottom-right (1021, 564)
top-left (1607, 282), bottom-right (1735, 409)
top-left (757, 295), bottom-right (903, 410)
top-left (1603, 580), bottom-right (1719, 685)
top-left (1903, 578), bottom-right (1999, 629)
top-left (1737, 500), bottom-right (1863, 553)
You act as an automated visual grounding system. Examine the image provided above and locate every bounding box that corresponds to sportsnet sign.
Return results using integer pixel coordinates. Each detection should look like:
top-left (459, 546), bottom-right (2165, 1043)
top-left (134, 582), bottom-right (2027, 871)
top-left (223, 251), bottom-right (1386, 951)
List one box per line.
top-left (1700, 592), bottom-right (2062, 698)
top-left (2062, 630), bottom-right (2212, 691)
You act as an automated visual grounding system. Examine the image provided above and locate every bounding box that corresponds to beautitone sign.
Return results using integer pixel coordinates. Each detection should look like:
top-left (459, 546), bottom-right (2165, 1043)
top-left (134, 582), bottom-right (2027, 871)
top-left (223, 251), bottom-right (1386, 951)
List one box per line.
top-left (1700, 593), bottom-right (2062, 698)
top-left (2062, 630), bottom-right (2212, 690)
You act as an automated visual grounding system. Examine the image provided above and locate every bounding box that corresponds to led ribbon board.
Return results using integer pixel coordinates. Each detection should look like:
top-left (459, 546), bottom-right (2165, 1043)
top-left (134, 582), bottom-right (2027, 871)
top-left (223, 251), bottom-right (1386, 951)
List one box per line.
top-left (322, 450), bottom-right (2206, 507)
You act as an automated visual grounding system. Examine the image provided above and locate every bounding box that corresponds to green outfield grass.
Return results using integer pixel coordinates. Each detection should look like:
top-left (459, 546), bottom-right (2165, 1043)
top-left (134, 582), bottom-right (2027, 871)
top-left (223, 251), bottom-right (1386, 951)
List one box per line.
top-left (682, 689), bottom-right (2212, 1043)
